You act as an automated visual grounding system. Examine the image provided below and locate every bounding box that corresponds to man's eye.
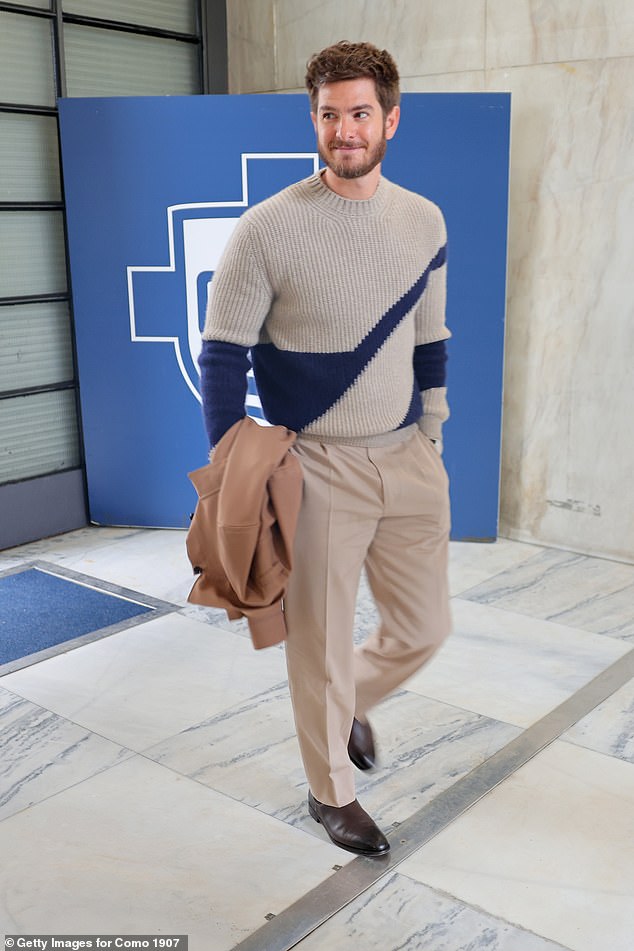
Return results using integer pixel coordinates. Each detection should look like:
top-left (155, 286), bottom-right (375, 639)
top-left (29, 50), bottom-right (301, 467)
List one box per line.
top-left (355, 111), bottom-right (369, 119)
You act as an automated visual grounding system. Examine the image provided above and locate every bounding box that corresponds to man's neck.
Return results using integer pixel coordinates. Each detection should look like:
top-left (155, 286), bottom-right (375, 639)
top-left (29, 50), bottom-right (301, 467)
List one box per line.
top-left (321, 165), bottom-right (382, 200)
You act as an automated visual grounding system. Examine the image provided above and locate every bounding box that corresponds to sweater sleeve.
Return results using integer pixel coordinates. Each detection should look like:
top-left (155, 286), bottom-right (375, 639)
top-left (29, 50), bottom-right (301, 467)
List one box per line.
top-left (198, 339), bottom-right (251, 448)
top-left (414, 209), bottom-right (450, 349)
top-left (202, 215), bottom-right (274, 346)
top-left (199, 215), bottom-right (274, 447)
top-left (413, 207), bottom-right (451, 443)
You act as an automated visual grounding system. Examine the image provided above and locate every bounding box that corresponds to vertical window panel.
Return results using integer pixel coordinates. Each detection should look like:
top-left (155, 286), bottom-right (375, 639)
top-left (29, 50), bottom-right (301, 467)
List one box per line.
top-left (0, 0), bottom-right (207, 516)
top-left (0, 389), bottom-right (80, 484)
top-left (64, 25), bottom-right (200, 96)
top-left (0, 11), bottom-right (56, 106)
top-left (0, 301), bottom-right (74, 394)
top-left (62, 0), bottom-right (197, 34)
top-left (0, 113), bottom-right (61, 202)
top-left (0, 212), bottom-right (67, 298)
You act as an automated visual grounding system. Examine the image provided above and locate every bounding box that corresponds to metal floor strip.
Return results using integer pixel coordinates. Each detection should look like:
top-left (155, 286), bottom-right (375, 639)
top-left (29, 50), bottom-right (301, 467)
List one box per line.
top-left (231, 648), bottom-right (634, 951)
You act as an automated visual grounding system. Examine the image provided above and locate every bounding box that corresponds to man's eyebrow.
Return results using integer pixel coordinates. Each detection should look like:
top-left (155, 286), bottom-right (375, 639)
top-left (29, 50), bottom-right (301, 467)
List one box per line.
top-left (318, 102), bottom-right (375, 112)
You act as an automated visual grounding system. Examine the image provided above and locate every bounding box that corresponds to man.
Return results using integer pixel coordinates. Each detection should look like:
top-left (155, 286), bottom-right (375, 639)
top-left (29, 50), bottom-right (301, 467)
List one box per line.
top-left (199, 41), bottom-right (451, 857)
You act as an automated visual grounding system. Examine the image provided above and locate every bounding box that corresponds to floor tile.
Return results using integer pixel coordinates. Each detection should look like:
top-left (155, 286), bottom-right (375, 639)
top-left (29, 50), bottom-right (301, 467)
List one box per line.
top-left (461, 548), bottom-right (634, 639)
top-left (65, 527), bottom-right (193, 603)
top-left (344, 691), bottom-right (520, 830)
top-left (145, 681), bottom-right (306, 822)
top-left (0, 686), bottom-right (131, 822)
top-left (1, 613), bottom-right (288, 751)
top-left (296, 871), bottom-right (568, 950)
top-left (0, 526), bottom-right (142, 570)
top-left (0, 755), bottom-right (347, 949)
top-left (403, 598), bottom-right (630, 727)
top-left (448, 537), bottom-right (545, 596)
top-left (145, 685), bottom-right (519, 832)
top-left (353, 538), bottom-right (548, 643)
top-left (180, 603), bottom-right (260, 642)
top-left (400, 741), bottom-right (634, 951)
top-left (563, 674), bottom-right (634, 763)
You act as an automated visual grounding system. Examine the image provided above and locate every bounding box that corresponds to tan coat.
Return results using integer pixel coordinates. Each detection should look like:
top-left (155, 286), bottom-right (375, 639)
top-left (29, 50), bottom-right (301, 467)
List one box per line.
top-left (186, 416), bottom-right (303, 649)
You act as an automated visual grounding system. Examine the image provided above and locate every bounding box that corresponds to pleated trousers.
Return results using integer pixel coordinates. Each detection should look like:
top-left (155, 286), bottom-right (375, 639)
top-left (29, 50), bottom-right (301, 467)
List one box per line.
top-left (284, 427), bottom-right (452, 807)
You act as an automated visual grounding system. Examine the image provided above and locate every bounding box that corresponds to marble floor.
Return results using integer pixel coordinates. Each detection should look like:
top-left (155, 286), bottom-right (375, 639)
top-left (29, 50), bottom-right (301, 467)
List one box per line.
top-left (0, 527), bottom-right (633, 951)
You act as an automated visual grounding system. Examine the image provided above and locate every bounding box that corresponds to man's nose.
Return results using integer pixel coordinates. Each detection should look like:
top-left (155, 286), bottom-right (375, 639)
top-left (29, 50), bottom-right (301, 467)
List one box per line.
top-left (336, 115), bottom-right (356, 139)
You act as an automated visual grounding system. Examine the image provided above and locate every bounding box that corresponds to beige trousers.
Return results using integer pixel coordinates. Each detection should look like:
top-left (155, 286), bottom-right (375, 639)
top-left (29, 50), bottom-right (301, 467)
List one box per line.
top-left (284, 428), bottom-right (451, 807)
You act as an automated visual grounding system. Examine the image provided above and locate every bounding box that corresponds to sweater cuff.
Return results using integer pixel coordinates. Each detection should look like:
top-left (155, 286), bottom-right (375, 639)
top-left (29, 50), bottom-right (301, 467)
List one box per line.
top-left (419, 386), bottom-right (449, 442)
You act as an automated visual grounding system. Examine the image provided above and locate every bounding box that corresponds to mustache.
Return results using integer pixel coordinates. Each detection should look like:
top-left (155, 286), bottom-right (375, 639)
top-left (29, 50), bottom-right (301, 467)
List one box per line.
top-left (330, 140), bottom-right (366, 150)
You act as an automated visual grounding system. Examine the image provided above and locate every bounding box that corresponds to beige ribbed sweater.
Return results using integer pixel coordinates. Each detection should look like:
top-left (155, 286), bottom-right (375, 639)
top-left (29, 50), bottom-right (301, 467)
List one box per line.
top-left (200, 171), bottom-right (450, 446)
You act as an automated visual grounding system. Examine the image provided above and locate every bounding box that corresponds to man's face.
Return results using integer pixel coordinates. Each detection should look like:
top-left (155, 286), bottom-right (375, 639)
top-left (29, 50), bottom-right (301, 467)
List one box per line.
top-left (312, 77), bottom-right (400, 181)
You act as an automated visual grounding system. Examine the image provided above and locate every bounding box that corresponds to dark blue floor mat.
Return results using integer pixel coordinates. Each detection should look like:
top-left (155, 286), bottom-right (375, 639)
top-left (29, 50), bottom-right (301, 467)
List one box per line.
top-left (0, 567), bottom-right (153, 665)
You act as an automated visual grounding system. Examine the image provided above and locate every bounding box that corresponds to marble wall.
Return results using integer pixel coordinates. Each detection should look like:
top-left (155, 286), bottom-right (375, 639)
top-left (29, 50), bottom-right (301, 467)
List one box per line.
top-left (226, 0), bottom-right (634, 564)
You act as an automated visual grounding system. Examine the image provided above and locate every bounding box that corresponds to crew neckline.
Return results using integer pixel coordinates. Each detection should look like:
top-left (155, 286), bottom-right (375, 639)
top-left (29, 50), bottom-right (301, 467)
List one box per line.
top-left (302, 170), bottom-right (391, 218)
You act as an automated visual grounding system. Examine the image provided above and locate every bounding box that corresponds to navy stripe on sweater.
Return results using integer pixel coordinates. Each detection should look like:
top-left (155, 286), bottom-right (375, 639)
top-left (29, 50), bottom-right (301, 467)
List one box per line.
top-left (252, 246), bottom-right (447, 432)
top-left (414, 338), bottom-right (448, 392)
top-left (199, 245), bottom-right (447, 444)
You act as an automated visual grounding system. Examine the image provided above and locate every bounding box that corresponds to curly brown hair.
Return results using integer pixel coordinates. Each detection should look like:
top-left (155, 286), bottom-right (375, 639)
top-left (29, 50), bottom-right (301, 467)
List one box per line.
top-left (305, 41), bottom-right (400, 116)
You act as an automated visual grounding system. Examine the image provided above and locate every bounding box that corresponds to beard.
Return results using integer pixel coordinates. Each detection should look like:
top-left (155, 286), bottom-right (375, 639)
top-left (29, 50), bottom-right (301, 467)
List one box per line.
top-left (318, 134), bottom-right (387, 180)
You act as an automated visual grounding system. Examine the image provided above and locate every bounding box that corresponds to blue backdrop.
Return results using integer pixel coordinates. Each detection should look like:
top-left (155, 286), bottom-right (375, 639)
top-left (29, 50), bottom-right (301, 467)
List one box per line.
top-left (58, 93), bottom-right (510, 538)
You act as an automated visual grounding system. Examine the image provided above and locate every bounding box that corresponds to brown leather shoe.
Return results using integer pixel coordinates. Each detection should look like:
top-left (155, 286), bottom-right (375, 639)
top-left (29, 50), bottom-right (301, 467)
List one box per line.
top-left (308, 792), bottom-right (390, 856)
top-left (348, 717), bottom-right (376, 770)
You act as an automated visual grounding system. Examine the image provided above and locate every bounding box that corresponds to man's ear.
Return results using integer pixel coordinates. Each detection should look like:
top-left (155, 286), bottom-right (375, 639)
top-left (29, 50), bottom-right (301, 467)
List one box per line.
top-left (385, 105), bottom-right (400, 140)
top-left (310, 112), bottom-right (318, 132)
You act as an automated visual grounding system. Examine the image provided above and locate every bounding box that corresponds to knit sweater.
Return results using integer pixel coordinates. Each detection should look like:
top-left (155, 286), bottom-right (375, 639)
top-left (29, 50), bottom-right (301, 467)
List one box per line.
top-left (199, 171), bottom-right (450, 447)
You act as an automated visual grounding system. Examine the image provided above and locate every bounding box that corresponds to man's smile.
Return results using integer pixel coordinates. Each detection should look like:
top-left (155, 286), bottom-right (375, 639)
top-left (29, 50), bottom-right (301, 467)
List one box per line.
top-left (331, 142), bottom-right (366, 152)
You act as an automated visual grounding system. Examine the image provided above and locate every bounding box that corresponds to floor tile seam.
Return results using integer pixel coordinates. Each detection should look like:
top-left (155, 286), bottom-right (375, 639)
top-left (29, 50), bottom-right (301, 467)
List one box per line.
top-left (135, 745), bottom-right (295, 815)
top-left (0, 555), bottom-right (184, 615)
top-left (0, 747), bottom-right (137, 828)
top-left (229, 647), bottom-right (634, 951)
top-left (452, 547), bottom-right (576, 601)
top-left (0, 604), bottom-right (179, 678)
top-left (449, 551), bottom-right (549, 599)
top-left (501, 649), bottom-right (634, 754)
top-left (0, 686), bottom-right (143, 760)
top-left (557, 733), bottom-right (634, 770)
top-left (1, 673), bottom-right (292, 780)
top-left (128, 686), bottom-right (301, 797)
top-left (0, 738), bottom-right (279, 832)
top-left (27, 559), bottom-right (182, 612)
top-left (0, 746), bottom-right (275, 833)
top-left (392, 875), bottom-right (573, 951)
top-left (0, 563), bottom-right (36, 580)
top-left (1, 527), bottom-right (149, 560)
top-left (403, 631), bottom-right (633, 729)
top-left (497, 534), bottom-right (634, 569)
top-left (175, 606), bottom-right (255, 640)
top-left (7, 531), bottom-right (148, 566)
top-left (450, 593), bottom-right (634, 643)
top-left (457, 563), bottom-right (634, 608)
top-left (396, 684), bottom-right (527, 733)
top-left (126, 745), bottom-right (331, 847)
top-left (135, 677), bottom-right (292, 759)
